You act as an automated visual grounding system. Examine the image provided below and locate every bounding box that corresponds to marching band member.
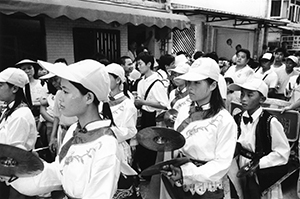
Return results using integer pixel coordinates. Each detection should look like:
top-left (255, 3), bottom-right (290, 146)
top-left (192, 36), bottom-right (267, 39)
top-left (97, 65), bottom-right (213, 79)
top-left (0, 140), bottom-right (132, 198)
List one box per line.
top-left (168, 62), bottom-right (191, 112)
top-left (161, 58), bottom-right (237, 199)
top-left (0, 68), bottom-right (37, 199)
top-left (228, 78), bottom-right (290, 199)
top-left (105, 63), bottom-right (141, 199)
top-left (9, 60), bottom-right (135, 199)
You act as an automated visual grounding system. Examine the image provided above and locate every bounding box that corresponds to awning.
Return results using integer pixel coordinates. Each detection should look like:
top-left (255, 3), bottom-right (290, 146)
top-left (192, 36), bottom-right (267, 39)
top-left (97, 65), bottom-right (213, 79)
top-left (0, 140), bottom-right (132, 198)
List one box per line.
top-left (0, 0), bottom-right (190, 29)
top-left (172, 4), bottom-right (287, 27)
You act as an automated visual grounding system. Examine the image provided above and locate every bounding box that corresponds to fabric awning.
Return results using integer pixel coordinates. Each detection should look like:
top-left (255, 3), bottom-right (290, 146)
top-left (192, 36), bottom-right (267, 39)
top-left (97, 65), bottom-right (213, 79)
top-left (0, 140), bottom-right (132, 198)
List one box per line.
top-left (0, 0), bottom-right (190, 29)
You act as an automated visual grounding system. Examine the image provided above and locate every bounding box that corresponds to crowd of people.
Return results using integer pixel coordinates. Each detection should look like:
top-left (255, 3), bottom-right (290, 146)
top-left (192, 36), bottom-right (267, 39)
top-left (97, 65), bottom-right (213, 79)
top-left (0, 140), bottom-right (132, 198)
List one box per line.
top-left (0, 46), bottom-right (299, 199)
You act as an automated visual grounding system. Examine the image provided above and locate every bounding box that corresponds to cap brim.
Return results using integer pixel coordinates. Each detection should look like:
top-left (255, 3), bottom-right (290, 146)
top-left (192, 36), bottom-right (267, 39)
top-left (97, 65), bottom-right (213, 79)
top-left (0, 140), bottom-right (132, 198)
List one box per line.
top-left (228, 83), bottom-right (257, 92)
top-left (175, 72), bottom-right (207, 81)
top-left (37, 60), bottom-right (79, 83)
top-left (0, 74), bottom-right (6, 83)
top-left (228, 83), bottom-right (243, 92)
top-left (39, 73), bottom-right (56, 79)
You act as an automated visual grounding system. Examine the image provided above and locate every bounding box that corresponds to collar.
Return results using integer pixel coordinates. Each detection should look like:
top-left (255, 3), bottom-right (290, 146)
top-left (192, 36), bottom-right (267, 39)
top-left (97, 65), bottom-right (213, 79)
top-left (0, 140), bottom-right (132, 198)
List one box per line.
top-left (197, 102), bottom-right (211, 111)
top-left (258, 67), bottom-right (272, 75)
top-left (3, 101), bottom-right (15, 109)
top-left (113, 92), bottom-right (124, 100)
top-left (84, 120), bottom-right (111, 132)
top-left (144, 72), bottom-right (157, 81)
top-left (243, 106), bottom-right (262, 122)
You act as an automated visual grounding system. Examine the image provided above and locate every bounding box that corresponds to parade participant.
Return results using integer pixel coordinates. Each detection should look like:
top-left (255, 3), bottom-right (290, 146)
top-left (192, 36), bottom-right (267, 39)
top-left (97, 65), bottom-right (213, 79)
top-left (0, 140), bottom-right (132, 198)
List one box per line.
top-left (228, 78), bottom-right (290, 199)
top-left (168, 62), bottom-right (191, 111)
top-left (161, 57), bottom-right (237, 199)
top-left (105, 63), bottom-right (141, 199)
top-left (271, 48), bottom-right (286, 72)
top-left (105, 63), bottom-right (138, 165)
top-left (15, 59), bottom-right (48, 120)
top-left (254, 53), bottom-right (278, 98)
top-left (9, 59), bottom-right (135, 199)
top-left (274, 55), bottom-right (299, 100)
top-left (0, 68), bottom-right (37, 199)
top-left (133, 53), bottom-right (169, 179)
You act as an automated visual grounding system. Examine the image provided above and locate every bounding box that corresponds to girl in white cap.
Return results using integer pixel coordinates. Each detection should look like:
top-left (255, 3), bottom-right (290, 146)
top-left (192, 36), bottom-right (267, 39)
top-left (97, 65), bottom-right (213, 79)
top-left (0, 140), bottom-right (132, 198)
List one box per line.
top-left (105, 63), bottom-right (141, 199)
top-left (160, 58), bottom-right (237, 199)
top-left (0, 68), bottom-right (37, 199)
top-left (9, 60), bottom-right (135, 199)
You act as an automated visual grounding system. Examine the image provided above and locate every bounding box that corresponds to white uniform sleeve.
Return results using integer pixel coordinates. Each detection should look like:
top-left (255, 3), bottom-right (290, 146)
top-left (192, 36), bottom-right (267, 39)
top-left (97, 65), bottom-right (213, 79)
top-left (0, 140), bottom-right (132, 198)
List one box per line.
top-left (10, 159), bottom-right (62, 196)
top-left (111, 105), bottom-right (137, 143)
top-left (259, 118), bottom-right (290, 169)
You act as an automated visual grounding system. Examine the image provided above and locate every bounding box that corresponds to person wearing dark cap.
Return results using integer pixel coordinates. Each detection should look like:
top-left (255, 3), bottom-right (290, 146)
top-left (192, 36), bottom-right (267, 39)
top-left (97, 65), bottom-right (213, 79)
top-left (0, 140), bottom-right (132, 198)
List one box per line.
top-left (0, 68), bottom-right (37, 199)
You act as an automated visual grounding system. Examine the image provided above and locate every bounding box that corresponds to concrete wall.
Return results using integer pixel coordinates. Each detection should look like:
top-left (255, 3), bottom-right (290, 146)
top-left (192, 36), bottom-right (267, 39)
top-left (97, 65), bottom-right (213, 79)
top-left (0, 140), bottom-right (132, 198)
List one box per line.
top-left (44, 17), bottom-right (128, 64)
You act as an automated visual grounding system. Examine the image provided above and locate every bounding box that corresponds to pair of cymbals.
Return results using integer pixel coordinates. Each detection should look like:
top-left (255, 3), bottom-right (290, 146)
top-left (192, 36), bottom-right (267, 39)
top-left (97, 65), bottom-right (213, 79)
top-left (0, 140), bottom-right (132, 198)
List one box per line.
top-left (0, 144), bottom-right (44, 178)
top-left (137, 127), bottom-right (185, 152)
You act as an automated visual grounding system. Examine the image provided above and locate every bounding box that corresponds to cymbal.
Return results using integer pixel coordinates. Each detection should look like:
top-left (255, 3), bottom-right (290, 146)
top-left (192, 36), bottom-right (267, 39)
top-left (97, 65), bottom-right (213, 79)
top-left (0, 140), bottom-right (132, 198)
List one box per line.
top-left (0, 144), bottom-right (44, 177)
top-left (141, 157), bottom-right (190, 176)
top-left (137, 127), bottom-right (185, 152)
top-left (164, 109), bottom-right (178, 128)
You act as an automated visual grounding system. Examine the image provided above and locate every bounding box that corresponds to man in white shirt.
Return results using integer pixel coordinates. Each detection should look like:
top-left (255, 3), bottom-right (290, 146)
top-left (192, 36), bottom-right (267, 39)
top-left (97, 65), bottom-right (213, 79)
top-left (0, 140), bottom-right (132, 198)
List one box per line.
top-left (255, 53), bottom-right (278, 98)
top-left (133, 53), bottom-right (169, 178)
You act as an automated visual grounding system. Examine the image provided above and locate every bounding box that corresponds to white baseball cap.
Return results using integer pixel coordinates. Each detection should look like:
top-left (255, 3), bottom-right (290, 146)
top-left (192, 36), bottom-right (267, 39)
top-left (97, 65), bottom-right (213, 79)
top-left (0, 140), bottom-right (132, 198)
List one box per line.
top-left (174, 54), bottom-right (188, 67)
top-left (170, 63), bottom-right (190, 74)
top-left (105, 63), bottom-right (126, 83)
top-left (261, 53), bottom-right (273, 61)
top-left (176, 57), bottom-right (220, 82)
top-left (228, 77), bottom-right (268, 98)
top-left (287, 55), bottom-right (299, 64)
top-left (38, 62), bottom-right (67, 80)
top-left (38, 59), bottom-right (110, 102)
top-left (0, 68), bottom-right (29, 88)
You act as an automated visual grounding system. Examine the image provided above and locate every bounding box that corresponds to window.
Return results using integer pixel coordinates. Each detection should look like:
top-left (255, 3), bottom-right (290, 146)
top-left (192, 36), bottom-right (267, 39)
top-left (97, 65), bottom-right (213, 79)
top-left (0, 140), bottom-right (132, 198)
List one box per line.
top-left (0, 14), bottom-right (46, 70)
top-left (73, 28), bottom-right (120, 63)
top-left (271, 0), bottom-right (282, 17)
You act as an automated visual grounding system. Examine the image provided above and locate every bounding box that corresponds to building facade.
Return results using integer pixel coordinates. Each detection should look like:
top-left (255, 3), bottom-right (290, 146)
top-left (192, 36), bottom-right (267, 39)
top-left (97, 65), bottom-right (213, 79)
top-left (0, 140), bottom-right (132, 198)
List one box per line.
top-left (0, 0), bottom-right (189, 68)
top-left (171, 0), bottom-right (287, 60)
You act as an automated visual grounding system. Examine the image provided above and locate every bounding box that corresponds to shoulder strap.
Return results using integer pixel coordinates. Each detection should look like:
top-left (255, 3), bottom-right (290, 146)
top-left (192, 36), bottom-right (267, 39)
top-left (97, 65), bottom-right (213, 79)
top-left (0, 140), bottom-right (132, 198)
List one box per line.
top-left (144, 79), bottom-right (162, 100)
top-left (262, 73), bottom-right (269, 80)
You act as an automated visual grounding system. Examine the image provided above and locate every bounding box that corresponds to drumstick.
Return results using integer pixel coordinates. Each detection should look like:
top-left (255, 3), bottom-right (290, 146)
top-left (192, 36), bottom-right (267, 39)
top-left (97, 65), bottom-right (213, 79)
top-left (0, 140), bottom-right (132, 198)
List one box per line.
top-left (33, 146), bottom-right (49, 152)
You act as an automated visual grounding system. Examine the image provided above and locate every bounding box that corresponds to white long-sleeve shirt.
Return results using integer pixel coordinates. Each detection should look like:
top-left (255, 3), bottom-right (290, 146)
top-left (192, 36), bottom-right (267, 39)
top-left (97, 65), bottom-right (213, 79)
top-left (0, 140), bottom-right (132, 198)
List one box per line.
top-left (11, 120), bottom-right (122, 199)
top-left (238, 107), bottom-right (290, 169)
top-left (110, 93), bottom-right (138, 163)
top-left (137, 73), bottom-right (169, 114)
top-left (0, 102), bottom-right (37, 151)
top-left (174, 105), bottom-right (237, 195)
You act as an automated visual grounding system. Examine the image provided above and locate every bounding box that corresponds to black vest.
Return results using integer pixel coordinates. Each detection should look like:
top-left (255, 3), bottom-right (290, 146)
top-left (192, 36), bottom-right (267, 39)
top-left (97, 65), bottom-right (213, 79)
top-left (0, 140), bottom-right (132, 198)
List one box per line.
top-left (234, 110), bottom-right (273, 158)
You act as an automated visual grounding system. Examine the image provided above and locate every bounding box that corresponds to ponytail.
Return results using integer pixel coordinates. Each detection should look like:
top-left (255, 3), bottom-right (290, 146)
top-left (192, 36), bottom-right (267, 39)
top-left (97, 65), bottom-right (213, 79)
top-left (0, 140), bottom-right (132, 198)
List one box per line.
top-left (102, 102), bottom-right (115, 126)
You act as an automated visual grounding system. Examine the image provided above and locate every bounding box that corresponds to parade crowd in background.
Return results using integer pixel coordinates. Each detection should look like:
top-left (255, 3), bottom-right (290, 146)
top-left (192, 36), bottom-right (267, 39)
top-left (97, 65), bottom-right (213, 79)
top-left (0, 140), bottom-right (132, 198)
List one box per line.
top-left (1, 43), bottom-right (300, 199)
